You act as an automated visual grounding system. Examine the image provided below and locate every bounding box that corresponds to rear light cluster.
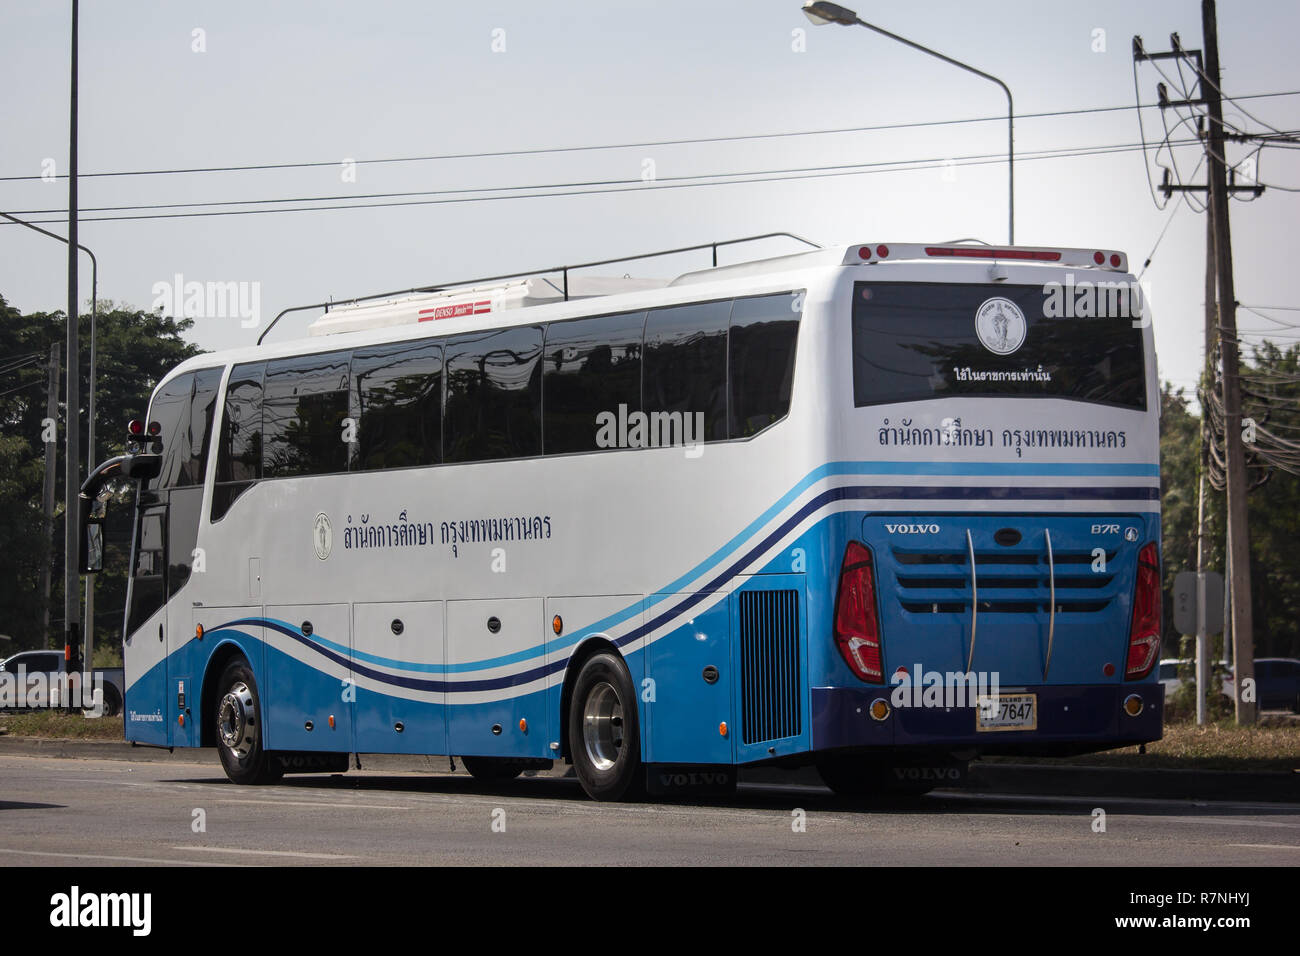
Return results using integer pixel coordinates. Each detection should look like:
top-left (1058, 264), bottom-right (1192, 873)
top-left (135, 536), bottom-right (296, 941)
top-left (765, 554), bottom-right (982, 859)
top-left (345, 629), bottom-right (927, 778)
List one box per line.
top-left (923, 246), bottom-right (1060, 262)
top-left (833, 541), bottom-right (884, 683)
top-left (1125, 542), bottom-right (1161, 679)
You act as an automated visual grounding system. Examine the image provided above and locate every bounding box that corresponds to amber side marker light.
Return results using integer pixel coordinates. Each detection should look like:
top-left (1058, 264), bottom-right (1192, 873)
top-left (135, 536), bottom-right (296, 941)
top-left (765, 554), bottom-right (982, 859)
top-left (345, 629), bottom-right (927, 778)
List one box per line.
top-left (519, 718), bottom-right (528, 733)
top-left (1123, 694), bottom-right (1144, 717)
top-left (869, 698), bottom-right (890, 721)
top-left (195, 623), bottom-right (204, 640)
top-left (552, 615), bottom-right (563, 635)
top-left (719, 722), bottom-right (728, 737)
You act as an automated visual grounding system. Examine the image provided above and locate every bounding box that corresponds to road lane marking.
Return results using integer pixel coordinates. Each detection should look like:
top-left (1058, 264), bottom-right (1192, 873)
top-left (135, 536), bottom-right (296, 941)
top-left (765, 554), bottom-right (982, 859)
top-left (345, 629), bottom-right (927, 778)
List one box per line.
top-left (1227, 843), bottom-right (1300, 850)
top-left (173, 846), bottom-right (357, 859)
top-left (0, 847), bottom-right (217, 866)
top-left (216, 799), bottom-right (409, 811)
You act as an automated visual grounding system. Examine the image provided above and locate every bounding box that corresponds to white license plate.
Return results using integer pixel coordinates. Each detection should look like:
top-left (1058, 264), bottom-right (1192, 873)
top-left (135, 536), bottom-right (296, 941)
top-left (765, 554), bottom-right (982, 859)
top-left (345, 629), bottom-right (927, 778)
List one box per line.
top-left (976, 693), bottom-right (1037, 732)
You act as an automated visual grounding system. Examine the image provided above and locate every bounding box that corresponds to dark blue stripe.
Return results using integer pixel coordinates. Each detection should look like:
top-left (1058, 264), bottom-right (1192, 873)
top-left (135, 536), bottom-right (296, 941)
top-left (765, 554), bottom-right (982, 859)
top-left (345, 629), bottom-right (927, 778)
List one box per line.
top-left (217, 482), bottom-right (1156, 694)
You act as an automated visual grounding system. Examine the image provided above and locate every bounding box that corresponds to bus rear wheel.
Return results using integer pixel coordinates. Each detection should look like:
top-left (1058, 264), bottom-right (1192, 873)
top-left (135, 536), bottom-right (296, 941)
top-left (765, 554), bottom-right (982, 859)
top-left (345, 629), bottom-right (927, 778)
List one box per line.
top-left (215, 659), bottom-right (282, 785)
top-left (568, 652), bottom-right (643, 801)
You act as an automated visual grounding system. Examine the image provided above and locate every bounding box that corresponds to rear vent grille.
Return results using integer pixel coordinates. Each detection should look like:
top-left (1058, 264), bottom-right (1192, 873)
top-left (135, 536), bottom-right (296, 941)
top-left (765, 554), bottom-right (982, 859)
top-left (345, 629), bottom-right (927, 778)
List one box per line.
top-left (738, 590), bottom-right (801, 746)
top-left (890, 549), bottom-right (1120, 616)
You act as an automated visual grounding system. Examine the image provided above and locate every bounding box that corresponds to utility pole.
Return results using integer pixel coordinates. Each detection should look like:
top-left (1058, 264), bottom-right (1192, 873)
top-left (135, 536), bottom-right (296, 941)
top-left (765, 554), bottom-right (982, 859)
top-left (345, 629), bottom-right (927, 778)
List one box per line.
top-left (41, 343), bottom-right (60, 649)
top-left (1134, 4), bottom-right (1259, 725)
top-left (1194, 205), bottom-right (1214, 724)
top-left (63, 0), bottom-right (81, 678)
top-left (1201, 0), bottom-right (1256, 725)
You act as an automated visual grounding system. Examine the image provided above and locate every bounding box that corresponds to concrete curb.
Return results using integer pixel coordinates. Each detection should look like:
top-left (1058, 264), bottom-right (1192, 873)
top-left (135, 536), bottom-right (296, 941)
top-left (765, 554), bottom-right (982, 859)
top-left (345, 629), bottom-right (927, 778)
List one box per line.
top-left (1, 736), bottom-right (1295, 802)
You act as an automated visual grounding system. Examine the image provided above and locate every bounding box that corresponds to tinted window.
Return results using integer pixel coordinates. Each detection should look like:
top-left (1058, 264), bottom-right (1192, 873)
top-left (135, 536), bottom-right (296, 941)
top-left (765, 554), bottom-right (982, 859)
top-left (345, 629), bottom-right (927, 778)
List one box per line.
top-left (543, 312), bottom-right (644, 454)
top-left (350, 341), bottom-right (443, 470)
top-left (263, 352), bottom-right (351, 478)
top-left (851, 282), bottom-right (1147, 410)
top-left (176, 368), bottom-right (223, 487)
top-left (212, 363), bottom-right (264, 520)
top-left (147, 373), bottom-right (195, 491)
top-left (643, 301), bottom-right (729, 443)
top-left (444, 326), bottom-right (543, 462)
top-left (729, 293), bottom-right (801, 438)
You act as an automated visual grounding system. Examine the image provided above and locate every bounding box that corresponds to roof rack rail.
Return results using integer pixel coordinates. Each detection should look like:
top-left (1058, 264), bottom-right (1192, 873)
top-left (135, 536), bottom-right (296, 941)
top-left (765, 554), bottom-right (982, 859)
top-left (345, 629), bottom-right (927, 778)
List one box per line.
top-left (257, 231), bottom-right (822, 345)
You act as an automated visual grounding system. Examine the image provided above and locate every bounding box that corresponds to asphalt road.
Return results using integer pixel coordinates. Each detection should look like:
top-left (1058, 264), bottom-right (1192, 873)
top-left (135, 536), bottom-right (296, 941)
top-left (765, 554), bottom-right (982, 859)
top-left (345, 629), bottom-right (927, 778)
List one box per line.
top-left (1, 753), bottom-right (1298, 866)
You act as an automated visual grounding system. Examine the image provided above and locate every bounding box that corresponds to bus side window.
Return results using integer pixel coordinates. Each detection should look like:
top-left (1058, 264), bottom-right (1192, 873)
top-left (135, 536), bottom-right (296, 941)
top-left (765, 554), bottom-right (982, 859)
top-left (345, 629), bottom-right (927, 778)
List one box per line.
top-left (728, 292), bottom-right (802, 439)
top-left (351, 340), bottom-right (443, 470)
top-left (643, 300), bottom-right (730, 443)
top-left (147, 372), bottom-right (197, 491)
top-left (263, 351), bottom-right (352, 478)
top-left (444, 325), bottom-right (543, 463)
top-left (178, 367), bottom-right (224, 487)
top-left (542, 311), bottom-right (645, 454)
top-left (212, 362), bottom-right (264, 521)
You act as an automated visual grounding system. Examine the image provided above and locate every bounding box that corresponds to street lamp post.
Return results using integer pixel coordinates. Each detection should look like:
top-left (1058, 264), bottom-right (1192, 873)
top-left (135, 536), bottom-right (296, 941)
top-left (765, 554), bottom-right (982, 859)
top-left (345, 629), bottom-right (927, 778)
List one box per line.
top-left (1, 211), bottom-right (98, 660)
top-left (801, 1), bottom-right (1015, 245)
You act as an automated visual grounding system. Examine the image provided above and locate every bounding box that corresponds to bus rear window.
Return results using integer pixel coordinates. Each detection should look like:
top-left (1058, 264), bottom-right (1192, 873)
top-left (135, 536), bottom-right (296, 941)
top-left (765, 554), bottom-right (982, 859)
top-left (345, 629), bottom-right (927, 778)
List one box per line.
top-left (851, 281), bottom-right (1146, 410)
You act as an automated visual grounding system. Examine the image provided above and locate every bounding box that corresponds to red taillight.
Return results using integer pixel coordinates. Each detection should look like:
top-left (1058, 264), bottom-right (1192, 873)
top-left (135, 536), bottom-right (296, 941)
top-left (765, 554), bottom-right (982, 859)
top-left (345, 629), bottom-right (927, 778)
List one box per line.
top-left (147, 421), bottom-right (162, 436)
top-left (1126, 542), bottom-right (1161, 679)
top-left (1093, 250), bottom-right (1105, 265)
top-left (833, 541), bottom-right (883, 683)
top-left (128, 419), bottom-right (144, 436)
top-left (876, 244), bottom-right (889, 258)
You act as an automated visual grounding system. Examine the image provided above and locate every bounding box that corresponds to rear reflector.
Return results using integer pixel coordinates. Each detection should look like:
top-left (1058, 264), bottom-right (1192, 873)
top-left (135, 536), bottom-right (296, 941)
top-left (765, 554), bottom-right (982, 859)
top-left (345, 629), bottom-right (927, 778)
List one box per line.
top-left (1125, 542), bottom-right (1161, 679)
top-left (833, 541), bottom-right (884, 683)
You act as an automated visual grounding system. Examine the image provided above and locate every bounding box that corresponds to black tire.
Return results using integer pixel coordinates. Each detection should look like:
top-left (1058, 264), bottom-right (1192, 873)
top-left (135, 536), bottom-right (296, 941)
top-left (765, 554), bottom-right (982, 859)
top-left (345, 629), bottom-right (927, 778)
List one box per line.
top-left (100, 685), bottom-right (122, 718)
top-left (214, 659), bottom-right (282, 785)
top-left (816, 755), bottom-right (946, 798)
top-left (460, 756), bottom-right (526, 781)
top-left (567, 652), bottom-right (643, 801)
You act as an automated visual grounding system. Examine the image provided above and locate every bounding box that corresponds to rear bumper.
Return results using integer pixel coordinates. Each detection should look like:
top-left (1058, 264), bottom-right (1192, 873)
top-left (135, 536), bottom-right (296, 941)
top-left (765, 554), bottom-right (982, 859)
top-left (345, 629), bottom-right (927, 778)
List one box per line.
top-left (811, 682), bottom-right (1163, 754)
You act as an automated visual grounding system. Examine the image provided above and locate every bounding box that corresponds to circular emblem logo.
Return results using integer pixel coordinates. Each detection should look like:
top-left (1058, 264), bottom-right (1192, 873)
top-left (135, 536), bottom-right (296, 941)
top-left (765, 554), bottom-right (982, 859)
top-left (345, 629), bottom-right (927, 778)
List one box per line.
top-left (1124, 527), bottom-right (1140, 543)
top-left (313, 513), bottom-right (333, 560)
top-left (975, 297), bottom-right (1027, 355)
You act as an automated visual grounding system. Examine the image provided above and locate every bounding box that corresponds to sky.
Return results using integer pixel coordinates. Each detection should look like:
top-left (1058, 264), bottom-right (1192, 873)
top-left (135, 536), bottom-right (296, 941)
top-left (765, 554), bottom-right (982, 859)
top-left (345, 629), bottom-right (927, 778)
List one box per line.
top-left (1, 0), bottom-right (1298, 405)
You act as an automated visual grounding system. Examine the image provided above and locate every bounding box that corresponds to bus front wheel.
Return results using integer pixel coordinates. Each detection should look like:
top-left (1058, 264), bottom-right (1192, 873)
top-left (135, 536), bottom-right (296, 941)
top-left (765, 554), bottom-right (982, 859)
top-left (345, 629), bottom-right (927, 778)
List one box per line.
top-left (567, 652), bottom-right (643, 801)
top-left (215, 659), bottom-right (282, 785)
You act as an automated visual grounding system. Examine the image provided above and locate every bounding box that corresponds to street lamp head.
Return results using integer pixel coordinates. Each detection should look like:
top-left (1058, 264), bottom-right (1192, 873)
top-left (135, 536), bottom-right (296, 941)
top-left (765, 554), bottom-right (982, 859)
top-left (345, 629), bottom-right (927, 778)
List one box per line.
top-left (802, 1), bottom-right (858, 26)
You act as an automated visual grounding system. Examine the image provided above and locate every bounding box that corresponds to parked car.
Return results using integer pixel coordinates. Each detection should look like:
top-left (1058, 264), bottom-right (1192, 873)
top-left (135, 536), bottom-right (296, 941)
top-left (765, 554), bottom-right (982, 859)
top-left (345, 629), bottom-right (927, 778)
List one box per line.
top-left (1157, 657), bottom-right (1232, 703)
top-left (1223, 658), bottom-right (1300, 713)
top-left (0, 650), bottom-right (124, 717)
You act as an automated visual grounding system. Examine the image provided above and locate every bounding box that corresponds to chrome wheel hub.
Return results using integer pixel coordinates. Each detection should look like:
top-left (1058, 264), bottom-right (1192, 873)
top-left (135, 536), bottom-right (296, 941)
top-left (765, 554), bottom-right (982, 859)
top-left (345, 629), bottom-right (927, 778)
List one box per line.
top-left (582, 681), bottom-right (624, 772)
top-left (218, 681), bottom-right (257, 758)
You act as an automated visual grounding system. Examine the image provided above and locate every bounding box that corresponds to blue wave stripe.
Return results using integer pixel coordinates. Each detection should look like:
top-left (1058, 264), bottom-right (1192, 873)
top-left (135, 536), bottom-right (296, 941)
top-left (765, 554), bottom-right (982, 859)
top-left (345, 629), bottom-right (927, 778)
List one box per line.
top-left (219, 480), bottom-right (1157, 694)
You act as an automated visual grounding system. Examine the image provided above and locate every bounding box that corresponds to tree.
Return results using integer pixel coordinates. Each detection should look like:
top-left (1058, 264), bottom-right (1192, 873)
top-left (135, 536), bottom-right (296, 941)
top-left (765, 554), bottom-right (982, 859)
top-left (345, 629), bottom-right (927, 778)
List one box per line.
top-left (0, 295), bottom-right (201, 651)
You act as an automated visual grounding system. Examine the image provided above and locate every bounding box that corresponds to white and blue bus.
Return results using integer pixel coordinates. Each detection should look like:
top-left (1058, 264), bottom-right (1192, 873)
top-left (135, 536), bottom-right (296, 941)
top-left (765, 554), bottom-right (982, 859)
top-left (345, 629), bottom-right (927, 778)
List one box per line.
top-left (80, 236), bottom-right (1163, 800)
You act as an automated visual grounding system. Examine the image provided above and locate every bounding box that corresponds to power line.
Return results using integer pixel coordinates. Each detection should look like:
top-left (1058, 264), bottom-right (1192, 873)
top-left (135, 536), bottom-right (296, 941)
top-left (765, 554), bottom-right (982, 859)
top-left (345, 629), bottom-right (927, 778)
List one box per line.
top-left (0, 136), bottom-right (1203, 227)
top-left (2, 89), bottom-right (1298, 186)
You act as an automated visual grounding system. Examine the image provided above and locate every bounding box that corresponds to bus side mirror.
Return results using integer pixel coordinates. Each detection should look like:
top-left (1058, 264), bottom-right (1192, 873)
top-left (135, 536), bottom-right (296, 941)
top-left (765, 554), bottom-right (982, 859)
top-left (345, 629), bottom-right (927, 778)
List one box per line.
top-left (79, 497), bottom-right (106, 575)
